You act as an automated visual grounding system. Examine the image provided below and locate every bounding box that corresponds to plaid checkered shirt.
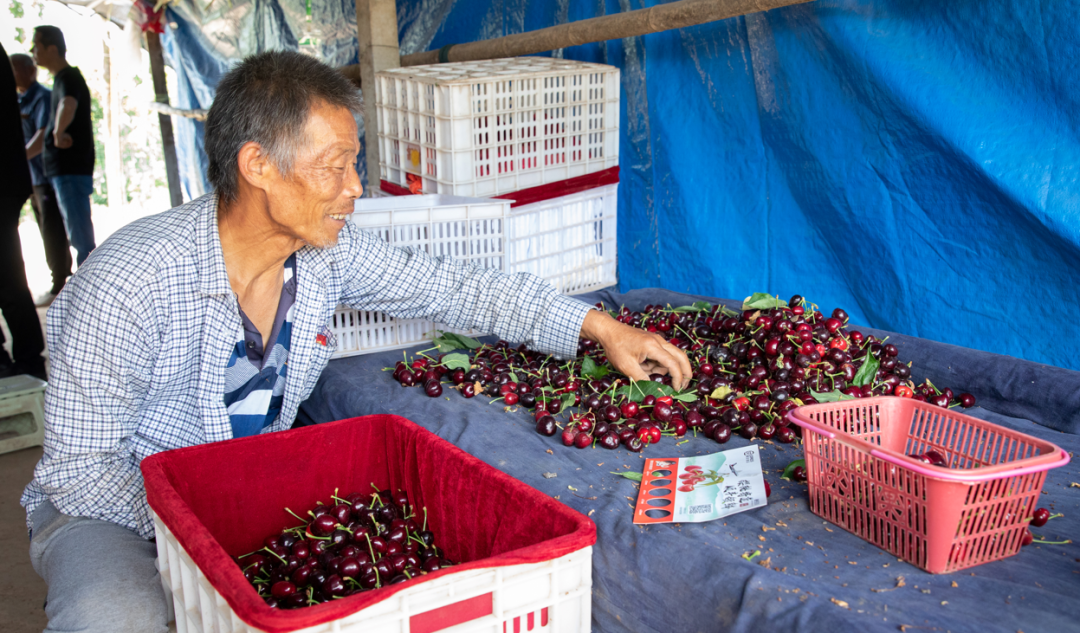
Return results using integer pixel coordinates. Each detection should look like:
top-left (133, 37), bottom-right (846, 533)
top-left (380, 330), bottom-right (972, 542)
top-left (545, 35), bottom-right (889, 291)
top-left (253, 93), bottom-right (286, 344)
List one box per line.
top-left (21, 193), bottom-right (593, 538)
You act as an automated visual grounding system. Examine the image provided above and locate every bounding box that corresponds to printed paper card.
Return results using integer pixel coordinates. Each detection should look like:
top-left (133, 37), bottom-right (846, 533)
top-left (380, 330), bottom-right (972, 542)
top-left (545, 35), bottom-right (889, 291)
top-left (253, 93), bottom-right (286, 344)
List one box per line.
top-left (632, 445), bottom-right (768, 524)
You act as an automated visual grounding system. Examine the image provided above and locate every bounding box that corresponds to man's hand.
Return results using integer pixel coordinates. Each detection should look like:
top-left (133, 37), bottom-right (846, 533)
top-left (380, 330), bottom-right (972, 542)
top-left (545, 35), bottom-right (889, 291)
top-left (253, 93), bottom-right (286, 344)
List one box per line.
top-left (580, 309), bottom-right (692, 390)
top-left (54, 132), bottom-right (73, 149)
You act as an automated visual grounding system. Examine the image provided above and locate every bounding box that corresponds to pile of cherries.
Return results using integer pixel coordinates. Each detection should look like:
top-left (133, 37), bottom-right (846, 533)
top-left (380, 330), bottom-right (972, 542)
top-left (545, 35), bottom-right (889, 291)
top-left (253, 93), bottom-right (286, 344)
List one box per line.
top-left (237, 488), bottom-right (453, 609)
top-left (389, 295), bottom-right (975, 453)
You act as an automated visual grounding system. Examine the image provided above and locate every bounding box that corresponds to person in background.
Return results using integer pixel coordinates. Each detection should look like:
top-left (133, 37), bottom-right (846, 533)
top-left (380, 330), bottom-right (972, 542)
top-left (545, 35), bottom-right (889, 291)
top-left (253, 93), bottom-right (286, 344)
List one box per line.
top-left (0, 41), bottom-right (48, 381)
top-left (25, 25), bottom-right (96, 266)
top-left (12, 52), bottom-right (72, 307)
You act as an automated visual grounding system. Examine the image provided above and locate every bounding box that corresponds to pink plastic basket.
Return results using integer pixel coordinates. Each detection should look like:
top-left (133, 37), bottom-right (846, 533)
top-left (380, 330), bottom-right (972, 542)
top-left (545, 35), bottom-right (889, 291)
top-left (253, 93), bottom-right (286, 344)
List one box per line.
top-left (787, 396), bottom-right (1070, 574)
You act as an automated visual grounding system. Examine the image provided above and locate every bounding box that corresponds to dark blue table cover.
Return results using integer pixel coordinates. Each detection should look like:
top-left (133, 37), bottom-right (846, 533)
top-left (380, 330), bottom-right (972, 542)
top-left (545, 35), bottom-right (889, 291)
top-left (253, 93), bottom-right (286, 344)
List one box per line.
top-left (298, 289), bottom-right (1080, 633)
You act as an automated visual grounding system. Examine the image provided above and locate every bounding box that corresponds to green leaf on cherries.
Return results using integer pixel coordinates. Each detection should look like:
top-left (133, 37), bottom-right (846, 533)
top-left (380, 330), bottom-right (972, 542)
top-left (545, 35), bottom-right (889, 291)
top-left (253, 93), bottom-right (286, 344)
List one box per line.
top-left (508, 371), bottom-right (519, 383)
top-left (852, 355), bottom-right (880, 387)
top-left (581, 355), bottom-right (611, 380)
top-left (561, 392), bottom-right (577, 409)
top-left (610, 471), bottom-right (643, 482)
top-left (810, 389), bottom-right (856, 403)
top-left (432, 331), bottom-right (482, 353)
top-left (672, 301), bottom-right (713, 313)
top-left (616, 380), bottom-right (673, 402)
top-left (741, 293), bottom-right (788, 310)
top-left (440, 353), bottom-right (471, 371)
top-left (710, 384), bottom-right (734, 400)
top-left (671, 390), bottom-right (698, 403)
top-left (781, 458), bottom-right (806, 481)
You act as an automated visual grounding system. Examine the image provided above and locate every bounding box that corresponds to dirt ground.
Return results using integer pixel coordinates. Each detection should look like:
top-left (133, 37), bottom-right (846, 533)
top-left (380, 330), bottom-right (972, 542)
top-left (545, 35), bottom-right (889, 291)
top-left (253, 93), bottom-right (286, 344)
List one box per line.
top-left (0, 445), bottom-right (48, 633)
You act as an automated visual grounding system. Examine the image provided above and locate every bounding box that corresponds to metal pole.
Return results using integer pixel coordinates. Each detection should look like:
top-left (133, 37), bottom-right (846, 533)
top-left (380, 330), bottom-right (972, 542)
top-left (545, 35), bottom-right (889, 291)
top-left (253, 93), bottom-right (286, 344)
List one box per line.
top-left (355, 0), bottom-right (401, 194)
top-left (146, 31), bottom-right (183, 208)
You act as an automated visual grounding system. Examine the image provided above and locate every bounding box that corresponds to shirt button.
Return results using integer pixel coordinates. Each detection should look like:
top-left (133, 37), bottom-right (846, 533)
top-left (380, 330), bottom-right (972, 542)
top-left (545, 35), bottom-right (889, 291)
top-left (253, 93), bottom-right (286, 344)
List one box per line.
top-left (247, 341), bottom-right (254, 347)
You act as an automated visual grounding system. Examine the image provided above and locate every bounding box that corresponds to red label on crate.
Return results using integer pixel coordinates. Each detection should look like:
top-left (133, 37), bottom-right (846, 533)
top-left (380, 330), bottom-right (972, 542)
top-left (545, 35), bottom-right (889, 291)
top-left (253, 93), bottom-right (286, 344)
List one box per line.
top-left (380, 165), bottom-right (620, 207)
top-left (410, 592), bottom-right (493, 633)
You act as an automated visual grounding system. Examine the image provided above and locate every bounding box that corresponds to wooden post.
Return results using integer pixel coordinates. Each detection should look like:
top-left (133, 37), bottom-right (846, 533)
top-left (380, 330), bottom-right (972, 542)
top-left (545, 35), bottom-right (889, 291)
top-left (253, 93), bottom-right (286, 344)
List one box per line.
top-left (355, 0), bottom-right (400, 194)
top-left (146, 31), bottom-right (183, 208)
top-left (102, 36), bottom-right (125, 210)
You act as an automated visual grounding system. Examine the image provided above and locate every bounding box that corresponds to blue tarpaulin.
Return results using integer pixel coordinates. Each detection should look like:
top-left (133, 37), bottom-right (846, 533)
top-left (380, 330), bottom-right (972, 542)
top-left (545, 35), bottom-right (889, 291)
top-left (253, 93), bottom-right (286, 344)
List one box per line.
top-left (159, 0), bottom-right (1080, 370)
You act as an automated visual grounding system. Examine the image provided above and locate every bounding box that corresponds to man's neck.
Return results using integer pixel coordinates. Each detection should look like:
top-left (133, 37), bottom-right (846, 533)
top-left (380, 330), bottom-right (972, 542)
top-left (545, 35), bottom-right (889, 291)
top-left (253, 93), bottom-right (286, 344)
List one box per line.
top-left (217, 193), bottom-right (304, 292)
top-left (47, 60), bottom-right (70, 75)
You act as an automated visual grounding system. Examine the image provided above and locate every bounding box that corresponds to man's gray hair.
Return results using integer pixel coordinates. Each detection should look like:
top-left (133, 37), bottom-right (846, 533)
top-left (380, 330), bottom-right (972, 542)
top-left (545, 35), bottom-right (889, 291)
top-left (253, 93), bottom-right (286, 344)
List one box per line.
top-left (204, 50), bottom-right (362, 204)
top-left (10, 53), bottom-right (35, 73)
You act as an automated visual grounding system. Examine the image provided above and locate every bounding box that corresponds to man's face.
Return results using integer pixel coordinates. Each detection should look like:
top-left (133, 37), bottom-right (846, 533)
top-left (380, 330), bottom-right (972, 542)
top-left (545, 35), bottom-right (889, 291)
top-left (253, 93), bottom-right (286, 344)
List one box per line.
top-left (30, 33), bottom-right (56, 69)
top-left (262, 101), bottom-right (363, 248)
top-left (11, 61), bottom-right (35, 91)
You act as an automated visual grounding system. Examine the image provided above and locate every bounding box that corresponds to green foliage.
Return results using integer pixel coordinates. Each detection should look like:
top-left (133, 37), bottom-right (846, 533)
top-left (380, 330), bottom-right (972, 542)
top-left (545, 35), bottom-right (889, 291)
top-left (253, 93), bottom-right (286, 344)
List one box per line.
top-left (581, 356), bottom-right (610, 380)
top-left (852, 355), bottom-right (879, 387)
top-left (781, 459), bottom-right (806, 481)
top-left (432, 331), bottom-right (482, 353)
top-left (90, 94), bottom-right (108, 206)
top-left (9, 0), bottom-right (24, 19)
top-left (810, 390), bottom-right (856, 403)
top-left (439, 353), bottom-right (470, 371)
top-left (742, 293), bottom-right (787, 310)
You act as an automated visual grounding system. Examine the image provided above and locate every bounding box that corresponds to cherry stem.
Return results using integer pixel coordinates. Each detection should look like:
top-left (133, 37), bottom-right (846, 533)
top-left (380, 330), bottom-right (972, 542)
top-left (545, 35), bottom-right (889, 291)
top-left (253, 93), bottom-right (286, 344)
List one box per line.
top-left (262, 547), bottom-right (287, 564)
top-left (423, 507), bottom-right (428, 532)
top-left (304, 528), bottom-right (330, 541)
top-left (1032, 538), bottom-right (1072, 545)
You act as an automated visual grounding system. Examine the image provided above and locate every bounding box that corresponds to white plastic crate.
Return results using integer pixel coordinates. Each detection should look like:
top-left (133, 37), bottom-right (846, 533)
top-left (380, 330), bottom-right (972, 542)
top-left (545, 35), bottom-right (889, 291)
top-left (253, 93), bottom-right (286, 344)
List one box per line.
top-left (507, 184), bottom-right (618, 295)
top-left (376, 57), bottom-right (619, 197)
top-left (154, 513), bottom-right (593, 633)
top-left (331, 194), bottom-right (510, 359)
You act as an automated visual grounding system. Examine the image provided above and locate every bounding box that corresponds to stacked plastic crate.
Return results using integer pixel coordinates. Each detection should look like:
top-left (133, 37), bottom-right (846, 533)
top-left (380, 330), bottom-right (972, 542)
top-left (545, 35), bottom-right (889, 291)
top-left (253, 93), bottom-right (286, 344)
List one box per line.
top-left (332, 58), bottom-right (621, 358)
top-left (329, 194), bottom-right (511, 358)
top-left (375, 57), bottom-right (620, 297)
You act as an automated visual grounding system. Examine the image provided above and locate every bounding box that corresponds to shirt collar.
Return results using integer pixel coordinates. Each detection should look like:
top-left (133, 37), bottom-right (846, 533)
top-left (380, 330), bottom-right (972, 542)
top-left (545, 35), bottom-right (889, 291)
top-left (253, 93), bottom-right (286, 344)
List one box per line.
top-left (19, 81), bottom-right (41, 104)
top-left (196, 193), bottom-right (233, 296)
top-left (196, 192), bottom-right (340, 295)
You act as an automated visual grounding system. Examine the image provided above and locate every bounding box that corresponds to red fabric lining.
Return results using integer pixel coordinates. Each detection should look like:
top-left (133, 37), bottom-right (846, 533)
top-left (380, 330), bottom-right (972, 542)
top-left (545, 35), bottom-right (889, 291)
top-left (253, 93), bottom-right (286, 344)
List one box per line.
top-left (379, 166), bottom-right (619, 208)
top-left (142, 415), bottom-right (595, 633)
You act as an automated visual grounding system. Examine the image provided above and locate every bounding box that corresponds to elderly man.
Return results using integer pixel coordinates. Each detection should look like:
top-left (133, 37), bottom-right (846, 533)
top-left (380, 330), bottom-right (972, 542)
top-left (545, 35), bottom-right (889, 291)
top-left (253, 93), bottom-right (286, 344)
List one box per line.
top-left (22, 51), bottom-right (688, 631)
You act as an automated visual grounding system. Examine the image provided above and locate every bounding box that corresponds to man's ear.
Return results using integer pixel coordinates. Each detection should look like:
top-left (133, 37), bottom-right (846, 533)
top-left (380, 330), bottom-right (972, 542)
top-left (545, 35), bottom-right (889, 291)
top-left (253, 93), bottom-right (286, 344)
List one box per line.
top-left (236, 141), bottom-right (277, 193)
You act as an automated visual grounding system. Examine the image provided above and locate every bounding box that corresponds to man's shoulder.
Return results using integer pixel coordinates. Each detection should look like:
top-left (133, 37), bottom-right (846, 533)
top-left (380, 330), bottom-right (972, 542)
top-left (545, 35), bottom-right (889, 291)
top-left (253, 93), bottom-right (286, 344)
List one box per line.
top-left (55, 67), bottom-right (88, 94)
top-left (78, 196), bottom-right (214, 287)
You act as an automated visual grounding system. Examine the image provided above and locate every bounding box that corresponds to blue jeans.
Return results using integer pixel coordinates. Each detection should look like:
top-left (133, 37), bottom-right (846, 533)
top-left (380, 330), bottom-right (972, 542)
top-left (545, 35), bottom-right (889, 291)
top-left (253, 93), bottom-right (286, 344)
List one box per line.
top-left (49, 174), bottom-right (96, 266)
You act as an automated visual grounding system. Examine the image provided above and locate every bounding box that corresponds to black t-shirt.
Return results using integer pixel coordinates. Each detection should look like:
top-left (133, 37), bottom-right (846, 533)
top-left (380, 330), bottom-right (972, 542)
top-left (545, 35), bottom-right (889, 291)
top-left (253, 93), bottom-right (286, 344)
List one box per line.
top-left (43, 66), bottom-right (95, 177)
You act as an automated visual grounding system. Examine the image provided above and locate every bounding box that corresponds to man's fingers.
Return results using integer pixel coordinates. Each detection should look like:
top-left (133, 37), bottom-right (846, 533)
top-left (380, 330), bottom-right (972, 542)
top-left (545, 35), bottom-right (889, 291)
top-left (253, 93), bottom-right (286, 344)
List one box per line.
top-left (622, 362), bottom-right (651, 383)
top-left (644, 334), bottom-right (692, 390)
top-left (666, 342), bottom-right (693, 389)
top-left (645, 340), bottom-right (687, 391)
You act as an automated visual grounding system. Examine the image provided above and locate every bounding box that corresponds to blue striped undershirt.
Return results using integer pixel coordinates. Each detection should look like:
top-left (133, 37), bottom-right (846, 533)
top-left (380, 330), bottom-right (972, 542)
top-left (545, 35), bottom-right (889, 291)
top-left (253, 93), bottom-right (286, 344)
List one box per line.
top-left (223, 254), bottom-right (297, 438)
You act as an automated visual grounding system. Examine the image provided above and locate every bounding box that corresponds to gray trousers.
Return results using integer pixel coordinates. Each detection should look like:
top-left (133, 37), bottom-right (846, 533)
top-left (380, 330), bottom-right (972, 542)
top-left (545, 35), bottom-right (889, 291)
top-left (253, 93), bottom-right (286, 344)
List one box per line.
top-left (29, 500), bottom-right (172, 633)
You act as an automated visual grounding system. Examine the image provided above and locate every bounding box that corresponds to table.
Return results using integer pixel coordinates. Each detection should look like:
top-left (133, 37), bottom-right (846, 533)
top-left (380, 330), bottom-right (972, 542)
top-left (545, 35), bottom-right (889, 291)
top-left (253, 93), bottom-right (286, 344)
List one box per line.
top-left (298, 288), bottom-right (1080, 633)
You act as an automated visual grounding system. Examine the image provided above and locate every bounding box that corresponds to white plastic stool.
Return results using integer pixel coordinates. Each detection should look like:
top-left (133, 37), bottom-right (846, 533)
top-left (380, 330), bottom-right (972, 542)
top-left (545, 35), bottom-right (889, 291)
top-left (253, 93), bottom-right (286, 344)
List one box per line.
top-left (0, 374), bottom-right (47, 455)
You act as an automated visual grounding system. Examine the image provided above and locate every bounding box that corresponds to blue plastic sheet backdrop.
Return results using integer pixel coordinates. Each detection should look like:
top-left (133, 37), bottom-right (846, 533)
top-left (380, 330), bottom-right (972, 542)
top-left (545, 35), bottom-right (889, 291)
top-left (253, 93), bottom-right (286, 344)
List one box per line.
top-left (159, 0), bottom-right (1080, 370)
